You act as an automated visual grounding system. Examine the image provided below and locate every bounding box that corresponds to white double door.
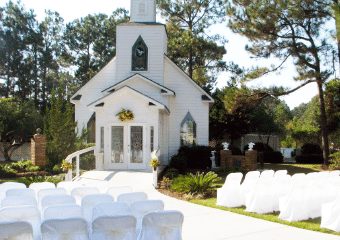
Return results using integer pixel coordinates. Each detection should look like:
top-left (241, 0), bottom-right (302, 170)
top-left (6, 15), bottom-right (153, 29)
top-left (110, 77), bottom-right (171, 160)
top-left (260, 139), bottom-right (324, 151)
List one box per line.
top-left (110, 124), bottom-right (148, 169)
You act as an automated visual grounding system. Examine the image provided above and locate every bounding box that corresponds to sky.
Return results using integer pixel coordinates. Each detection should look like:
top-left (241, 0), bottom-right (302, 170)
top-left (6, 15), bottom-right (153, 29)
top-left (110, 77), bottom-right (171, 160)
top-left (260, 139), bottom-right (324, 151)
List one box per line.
top-left (0, 0), bottom-right (327, 109)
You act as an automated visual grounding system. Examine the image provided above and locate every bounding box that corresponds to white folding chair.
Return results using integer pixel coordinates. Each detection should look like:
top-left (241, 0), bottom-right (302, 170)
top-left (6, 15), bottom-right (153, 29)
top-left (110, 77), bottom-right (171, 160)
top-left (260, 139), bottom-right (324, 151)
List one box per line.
top-left (81, 194), bottom-right (114, 222)
top-left (279, 173), bottom-right (310, 221)
top-left (41, 218), bottom-right (89, 240)
top-left (1, 196), bottom-right (37, 208)
top-left (259, 170), bottom-right (275, 179)
top-left (138, 211), bottom-right (184, 240)
top-left (29, 182), bottom-right (55, 197)
top-left (321, 194), bottom-right (340, 231)
top-left (240, 171), bottom-right (260, 205)
top-left (117, 192), bottom-right (148, 206)
top-left (43, 204), bottom-right (82, 220)
top-left (131, 200), bottom-right (164, 232)
top-left (57, 181), bottom-right (84, 194)
top-left (106, 186), bottom-right (133, 199)
top-left (38, 188), bottom-right (67, 209)
top-left (6, 188), bottom-right (35, 199)
top-left (92, 215), bottom-right (137, 240)
top-left (92, 202), bottom-right (132, 221)
top-left (274, 170), bottom-right (288, 177)
top-left (0, 182), bottom-right (26, 201)
top-left (40, 195), bottom-right (76, 212)
top-left (216, 172), bottom-right (243, 207)
top-left (0, 206), bottom-right (41, 240)
top-left (71, 187), bottom-right (99, 205)
top-left (0, 221), bottom-right (33, 240)
top-left (329, 170), bottom-right (340, 177)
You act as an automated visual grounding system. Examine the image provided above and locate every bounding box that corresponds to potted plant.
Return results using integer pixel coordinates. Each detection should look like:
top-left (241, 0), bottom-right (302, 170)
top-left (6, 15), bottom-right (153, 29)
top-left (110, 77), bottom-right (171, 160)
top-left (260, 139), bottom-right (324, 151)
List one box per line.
top-left (61, 160), bottom-right (73, 181)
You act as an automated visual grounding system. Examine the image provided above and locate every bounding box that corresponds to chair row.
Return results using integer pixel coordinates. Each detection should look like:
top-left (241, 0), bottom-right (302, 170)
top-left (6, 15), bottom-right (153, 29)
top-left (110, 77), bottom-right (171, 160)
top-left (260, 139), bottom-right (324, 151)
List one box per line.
top-left (216, 170), bottom-right (340, 232)
top-left (0, 210), bottom-right (184, 240)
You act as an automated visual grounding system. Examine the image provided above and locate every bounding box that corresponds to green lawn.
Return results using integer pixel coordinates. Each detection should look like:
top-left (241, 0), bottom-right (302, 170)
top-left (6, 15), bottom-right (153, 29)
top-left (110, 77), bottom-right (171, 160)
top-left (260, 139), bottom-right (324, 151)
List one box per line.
top-left (190, 198), bottom-right (340, 236)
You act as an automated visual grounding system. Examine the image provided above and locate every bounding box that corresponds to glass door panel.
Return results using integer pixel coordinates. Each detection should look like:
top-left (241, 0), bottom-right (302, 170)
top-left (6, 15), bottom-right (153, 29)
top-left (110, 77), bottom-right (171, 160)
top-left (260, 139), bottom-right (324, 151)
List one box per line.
top-left (111, 126), bottom-right (124, 163)
top-left (130, 126), bottom-right (143, 163)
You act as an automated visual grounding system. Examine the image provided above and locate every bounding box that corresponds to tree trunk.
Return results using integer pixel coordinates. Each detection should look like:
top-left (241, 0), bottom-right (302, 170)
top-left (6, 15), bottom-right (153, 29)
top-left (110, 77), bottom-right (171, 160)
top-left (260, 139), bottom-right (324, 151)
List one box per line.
top-left (316, 80), bottom-right (330, 165)
top-left (188, 21), bottom-right (193, 79)
top-left (333, 1), bottom-right (340, 72)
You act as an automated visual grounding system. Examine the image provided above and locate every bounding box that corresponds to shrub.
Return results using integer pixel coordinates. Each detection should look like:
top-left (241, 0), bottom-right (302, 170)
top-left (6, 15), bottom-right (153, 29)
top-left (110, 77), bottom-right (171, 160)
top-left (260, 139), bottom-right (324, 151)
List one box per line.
top-left (177, 145), bottom-right (212, 170)
top-left (170, 171), bottom-right (221, 197)
top-left (330, 152), bottom-right (340, 170)
top-left (10, 160), bottom-right (40, 172)
top-left (163, 168), bottom-right (179, 179)
top-left (169, 155), bottom-right (188, 173)
top-left (17, 175), bottom-right (64, 187)
top-left (262, 151), bottom-right (284, 164)
top-left (295, 154), bottom-right (324, 164)
top-left (295, 143), bottom-right (324, 164)
top-left (0, 164), bottom-right (17, 178)
top-left (301, 143), bottom-right (323, 154)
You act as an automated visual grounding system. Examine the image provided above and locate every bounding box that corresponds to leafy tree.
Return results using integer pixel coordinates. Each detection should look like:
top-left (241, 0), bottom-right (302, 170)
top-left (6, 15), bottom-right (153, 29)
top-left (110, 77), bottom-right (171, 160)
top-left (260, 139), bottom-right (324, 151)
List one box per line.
top-left (64, 9), bottom-right (128, 86)
top-left (44, 87), bottom-right (77, 167)
top-left (325, 79), bottom-right (340, 148)
top-left (227, 0), bottom-right (334, 164)
top-left (157, 0), bottom-right (226, 88)
top-left (0, 98), bottom-right (42, 161)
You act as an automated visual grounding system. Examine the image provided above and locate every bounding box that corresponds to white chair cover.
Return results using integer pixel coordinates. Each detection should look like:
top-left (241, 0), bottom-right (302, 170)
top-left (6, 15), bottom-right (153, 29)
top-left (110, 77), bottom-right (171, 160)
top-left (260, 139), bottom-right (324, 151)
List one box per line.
top-left (57, 181), bottom-right (84, 194)
top-left (41, 218), bottom-right (89, 240)
top-left (259, 170), bottom-right (275, 179)
top-left (245, 174), bottom-right (274, 214)
top-left (81, 194), bottom-right (114, 222)
top-left (131, 200), bottom-right (164, 232)
top-left (329, 170), bottom-right (340, 177)
top-left (92, 202), bottom-right (132, 220)
top-left (71, 187), bottom-right (99, 205)
top-left (43, 204), bottom-right (82, 220)
top-left (29, 182), bottom-right (55, 197)
top-left (92, 215), bottom-right (137, 240)
top-left (239, 171), bottom-right (260, 205)
top-left (106, 186), bottom-right (133, 199)
top-left (274, 170), bottom-right (287, 177)
top-left (279, 173), bottom-right (309, 221)
top-left (1, 196), bottom-right (37, 208)
top-left (117, 192), bottom-right (148, 206)
top-left (216, 172), bottom-right (243, 207)
top-left (0, 182), bottom-right (26, 201)
top-left (38, 188), bottom-right (66, 202)
top-left (321, 193), bottom-right (340, 231)
top-left (41, 195), bottom-right (76, 212)
top-left (6, 188), bottom-right (35, 199)
top-left (0, 221), bottom-right (33, 240)
top-left (272, 174), bottom-right (292, 211)
top-left (137, 210), bottom-right (184, 240)
top-left (0, 206), bottom-right (41, 240)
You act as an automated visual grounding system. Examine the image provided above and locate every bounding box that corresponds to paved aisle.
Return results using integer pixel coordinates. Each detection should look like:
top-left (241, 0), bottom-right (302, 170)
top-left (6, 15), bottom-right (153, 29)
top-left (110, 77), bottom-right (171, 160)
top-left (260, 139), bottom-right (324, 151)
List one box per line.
top-left (78, 171), bottom-right (339, 240)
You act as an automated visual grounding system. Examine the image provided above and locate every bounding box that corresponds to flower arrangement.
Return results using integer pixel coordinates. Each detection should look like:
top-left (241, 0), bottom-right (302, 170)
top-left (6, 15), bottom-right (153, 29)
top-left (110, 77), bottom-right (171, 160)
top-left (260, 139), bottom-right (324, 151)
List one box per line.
top-left (61, 160), bottom-right (73, 172)
top-left (150, 158), bottom-right (160, 170)
top-left (116, 108), bottom-right (134, 122)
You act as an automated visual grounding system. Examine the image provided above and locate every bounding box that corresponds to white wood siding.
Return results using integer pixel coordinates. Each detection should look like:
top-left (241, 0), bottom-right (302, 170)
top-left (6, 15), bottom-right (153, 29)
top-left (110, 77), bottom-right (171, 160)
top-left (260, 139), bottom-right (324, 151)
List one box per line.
top-left (73, 58), bottom-right (117, 133)
top-left (116, 25), bottom-right (167, 85)
top-left (164, 58), bottom-right (210, 160)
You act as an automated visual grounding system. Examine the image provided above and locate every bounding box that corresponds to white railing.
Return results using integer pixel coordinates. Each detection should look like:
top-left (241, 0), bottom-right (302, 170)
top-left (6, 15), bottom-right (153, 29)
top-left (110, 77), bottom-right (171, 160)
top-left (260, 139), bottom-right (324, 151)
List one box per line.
top-left (65, 146), bottom-right (95, 181)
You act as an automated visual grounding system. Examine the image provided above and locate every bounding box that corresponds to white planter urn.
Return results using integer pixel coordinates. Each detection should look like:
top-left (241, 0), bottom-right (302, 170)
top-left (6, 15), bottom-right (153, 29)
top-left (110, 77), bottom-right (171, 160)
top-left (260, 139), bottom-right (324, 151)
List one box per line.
top-left (222, 142), bottom-right (229, 150)
top-left (153, 168), bottom-right (158, 188)
top-left (248, 142), bottom-right (255, 151)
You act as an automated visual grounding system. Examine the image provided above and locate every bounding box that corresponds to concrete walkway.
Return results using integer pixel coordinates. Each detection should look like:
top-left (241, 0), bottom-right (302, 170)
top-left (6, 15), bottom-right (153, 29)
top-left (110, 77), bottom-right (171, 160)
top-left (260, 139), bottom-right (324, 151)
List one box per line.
top-left (77, 171), bottom-right (339, 240)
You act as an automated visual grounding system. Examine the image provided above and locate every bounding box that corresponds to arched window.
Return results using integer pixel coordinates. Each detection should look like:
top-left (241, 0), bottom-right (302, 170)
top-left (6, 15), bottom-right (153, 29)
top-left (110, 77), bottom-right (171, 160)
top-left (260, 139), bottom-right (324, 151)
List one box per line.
top-left (132, 36), bottom-right (148, 71)
top-left (180, 112), bottom-right (196, 146)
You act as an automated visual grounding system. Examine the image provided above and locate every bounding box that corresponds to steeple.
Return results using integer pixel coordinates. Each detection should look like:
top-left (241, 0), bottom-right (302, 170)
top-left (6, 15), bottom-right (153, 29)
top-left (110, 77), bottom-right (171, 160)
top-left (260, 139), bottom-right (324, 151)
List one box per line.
top-left (130, 0), bottom-right (156, 22)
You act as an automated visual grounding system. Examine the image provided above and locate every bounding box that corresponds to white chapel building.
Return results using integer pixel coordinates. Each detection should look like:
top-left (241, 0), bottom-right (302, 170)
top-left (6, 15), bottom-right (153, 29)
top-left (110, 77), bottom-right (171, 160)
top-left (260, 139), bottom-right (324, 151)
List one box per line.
top-left (71, 0), bottom-right (214, 170)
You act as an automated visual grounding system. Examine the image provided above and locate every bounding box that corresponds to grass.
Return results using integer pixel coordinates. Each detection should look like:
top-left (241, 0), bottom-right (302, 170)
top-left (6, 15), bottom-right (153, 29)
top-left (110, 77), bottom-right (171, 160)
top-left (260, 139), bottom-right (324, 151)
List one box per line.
top-left (190, 198), bottom-right (340, 236)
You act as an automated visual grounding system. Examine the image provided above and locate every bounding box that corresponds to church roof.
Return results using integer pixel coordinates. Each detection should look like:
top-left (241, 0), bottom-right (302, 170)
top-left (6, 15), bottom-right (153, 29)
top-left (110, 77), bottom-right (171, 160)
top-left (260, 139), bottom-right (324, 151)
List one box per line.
top-left (101, 73), bottom-right (175, 96)
top-left (87, 85), bottom-right (170, 114)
